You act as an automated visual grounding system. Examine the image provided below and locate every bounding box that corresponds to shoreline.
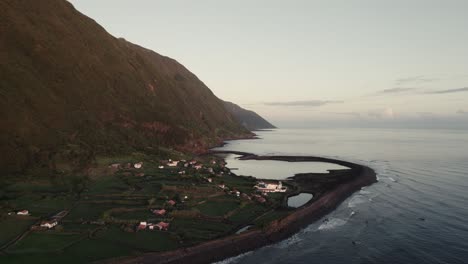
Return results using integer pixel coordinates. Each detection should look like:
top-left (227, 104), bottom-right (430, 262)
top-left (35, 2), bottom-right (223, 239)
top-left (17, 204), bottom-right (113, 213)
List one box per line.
top-left (111, 151), bottom-right (377, 264)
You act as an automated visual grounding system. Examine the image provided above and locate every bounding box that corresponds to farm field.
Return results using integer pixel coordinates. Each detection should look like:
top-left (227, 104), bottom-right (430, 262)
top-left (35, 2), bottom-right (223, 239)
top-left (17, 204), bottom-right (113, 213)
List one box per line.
top-left (0, 154), bottom-right (292, 263)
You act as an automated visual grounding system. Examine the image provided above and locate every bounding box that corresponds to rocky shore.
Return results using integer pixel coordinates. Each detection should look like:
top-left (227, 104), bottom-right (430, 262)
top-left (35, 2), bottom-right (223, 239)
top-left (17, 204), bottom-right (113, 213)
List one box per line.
top-left (111, 152), bottom-right (377, 264)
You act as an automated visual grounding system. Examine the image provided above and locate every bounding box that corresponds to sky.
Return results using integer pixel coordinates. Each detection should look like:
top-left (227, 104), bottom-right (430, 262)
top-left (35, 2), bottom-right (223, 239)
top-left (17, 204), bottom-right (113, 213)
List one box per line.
top-left (68, 0), bottom-right (468, 128)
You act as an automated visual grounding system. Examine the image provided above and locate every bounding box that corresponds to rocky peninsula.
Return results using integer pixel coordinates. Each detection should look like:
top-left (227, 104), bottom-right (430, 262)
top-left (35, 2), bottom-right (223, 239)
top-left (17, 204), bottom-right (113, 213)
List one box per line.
top-left (113, 151), bottom-right (377, 264)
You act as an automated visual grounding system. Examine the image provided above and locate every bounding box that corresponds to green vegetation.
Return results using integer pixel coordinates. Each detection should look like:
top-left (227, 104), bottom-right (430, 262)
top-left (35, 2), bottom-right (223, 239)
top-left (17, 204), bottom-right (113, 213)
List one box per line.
top-left (7, 232), bottom-right (84, 253)
top-left (0, 217), bottom-right (37, 246)
top-left (196, 198), bottom-right (239, 217)
top-left (0, 0), bottom-right (252, 176)
top-left (0, 154), bottom-right (291, 262)
top-left (98, 226), bottom-right (178, 252)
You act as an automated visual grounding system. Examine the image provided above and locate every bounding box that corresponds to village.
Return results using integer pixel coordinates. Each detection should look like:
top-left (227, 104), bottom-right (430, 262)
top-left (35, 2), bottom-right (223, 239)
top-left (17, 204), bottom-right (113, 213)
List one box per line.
top-left (0, 154), bottom-right (292, 262)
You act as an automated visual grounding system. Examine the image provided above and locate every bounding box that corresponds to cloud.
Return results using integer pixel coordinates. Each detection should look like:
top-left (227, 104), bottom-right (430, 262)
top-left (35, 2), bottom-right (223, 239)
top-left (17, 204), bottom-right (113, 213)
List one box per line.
top-left (382, 88), bottom-right (416, 93)
top-left (376, 87), bottom-right (418, 95)
top-left (368, 108), bottom-right (395, 119)
top-left (395, 76), bottom-right (437, 85)
top-left (457, 109), bottom-right (468, 114)
top-left (417, 112), bottom-right (436, 118)
top-left (327, 112), bottom-right (361, 118)
top-left (263, 100), bottom-right (343, 107)
top-left (425, 87), bottom-right (468, 94)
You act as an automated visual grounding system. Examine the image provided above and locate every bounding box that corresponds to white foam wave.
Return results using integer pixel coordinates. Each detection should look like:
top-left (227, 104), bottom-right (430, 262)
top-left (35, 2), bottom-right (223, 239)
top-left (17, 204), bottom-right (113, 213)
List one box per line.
top-left (348, 195), bottom-right (367, 208)
top-left (359, 190), bottom-right (372, 195)
top-left (274, 233), bottom-right (303, 249)
top-left (212, 251), bottom-right (254, 264)
top-left (318, 218), bottom-right (347, 230)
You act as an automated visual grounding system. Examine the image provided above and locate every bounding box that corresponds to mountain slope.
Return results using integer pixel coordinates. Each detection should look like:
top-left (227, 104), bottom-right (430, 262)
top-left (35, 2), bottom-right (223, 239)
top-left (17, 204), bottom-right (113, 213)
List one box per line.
top-left (223, 101), bottom-right (276, 130)
top-left (0, 0), bottom-right (251, 173)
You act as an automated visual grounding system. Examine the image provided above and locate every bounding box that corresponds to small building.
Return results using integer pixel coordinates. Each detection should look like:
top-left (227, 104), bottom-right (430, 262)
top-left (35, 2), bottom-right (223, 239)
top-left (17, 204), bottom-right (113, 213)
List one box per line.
top-left (40, 220), bottom-right (58, 229)
top-left (136, 172), bottom-right (145, 177)
top-left (153, 209), bottom-right (166, 216)
top-left (218, 184), bottom-right (225, 189)
top-left (207, 178), bottom-right (213, 183)
top-left (178, 170), bottom-right (186, 175)
top-left (167, 200), bottom-right (176, 206)
top-left (167, 161), bottom-right (179, 167)
top-left (189, 160), bottom-right (197, 165)
top-left (254, 181), bottom-right (287, 193)
top-left (138, 221), bottom-right (147, 230)
top-left (17, 210), bottom-right (29, 216)
top-left (155, 221), bottom-right (170, 231)
top-left (158, 165), bottom-right (164, 169)
top-left (194, 164), bottom-right (203, 170)
top-left (235, 191), bottom-right (240, 197)
top-left (134, 162), bottom-right (143, 169)
top-left (108, 163), bottom-right (121, 169)
top-left (241, 193), bottom-right (251, 200)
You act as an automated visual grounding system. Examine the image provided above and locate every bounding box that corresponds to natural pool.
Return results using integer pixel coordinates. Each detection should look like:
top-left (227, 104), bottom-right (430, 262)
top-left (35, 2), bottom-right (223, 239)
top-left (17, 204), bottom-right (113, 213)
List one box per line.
top-left (287, 193), bottom-right (314, 208)
top-left (221, 154), bottom-right (348, 180)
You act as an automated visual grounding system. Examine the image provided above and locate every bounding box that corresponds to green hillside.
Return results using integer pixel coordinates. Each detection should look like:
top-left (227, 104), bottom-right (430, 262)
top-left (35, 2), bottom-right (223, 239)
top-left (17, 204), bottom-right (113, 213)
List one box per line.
top-left (0, 0), bottom-right (251, 174)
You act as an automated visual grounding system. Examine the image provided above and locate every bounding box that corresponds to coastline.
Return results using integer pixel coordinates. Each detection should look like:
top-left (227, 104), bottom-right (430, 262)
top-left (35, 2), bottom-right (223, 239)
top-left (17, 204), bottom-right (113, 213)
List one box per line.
top-left (110, 152), bottom-right (377, 264)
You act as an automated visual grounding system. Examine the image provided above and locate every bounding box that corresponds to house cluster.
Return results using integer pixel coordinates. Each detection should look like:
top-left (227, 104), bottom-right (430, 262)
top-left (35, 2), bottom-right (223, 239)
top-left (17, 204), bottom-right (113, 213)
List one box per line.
top-left (166, 159), bottom-right (204, 171)
top-left (108, 162), bottom-right (144, 170)
top-left (254, 181), bottom-right (287, 193)
top-left (163, 159), bottom-right (227, 177)
top-left (137, 221), bottom-right (170, 231)
top-left (215, 183), bottom-right (267, 204)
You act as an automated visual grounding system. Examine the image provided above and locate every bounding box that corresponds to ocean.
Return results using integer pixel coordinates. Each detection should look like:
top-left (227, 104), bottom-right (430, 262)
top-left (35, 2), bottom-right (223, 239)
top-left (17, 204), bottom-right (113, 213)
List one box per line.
top-left (214, 128), bottom-right (468, 264)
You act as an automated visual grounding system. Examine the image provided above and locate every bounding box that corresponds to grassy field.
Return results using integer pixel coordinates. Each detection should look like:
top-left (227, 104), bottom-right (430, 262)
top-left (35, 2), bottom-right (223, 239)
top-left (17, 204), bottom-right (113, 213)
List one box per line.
top-left (7, 232), bottom-right (85, 253)
top-left (0, 216), bottom-right (37, 247)
top-left (0, 154), bottom-right (291, 262)
top-left (97, 226), bottom-right (179, 252)
top-left (228, 203), bottom-right (268, 224)
top-left (196, 198), bottom-right (239, 217)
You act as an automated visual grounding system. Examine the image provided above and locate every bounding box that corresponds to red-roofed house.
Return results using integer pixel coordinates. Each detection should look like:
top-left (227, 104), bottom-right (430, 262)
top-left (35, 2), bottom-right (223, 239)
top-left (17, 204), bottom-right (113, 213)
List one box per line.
top-left (167, 200), bottom-right (176, 206)
top-left (153, 209), bottom-right (166, 216)
top-left (138, 221), bottom-right (147, 230)
top-left (155, 222), bottom-right (170, 231)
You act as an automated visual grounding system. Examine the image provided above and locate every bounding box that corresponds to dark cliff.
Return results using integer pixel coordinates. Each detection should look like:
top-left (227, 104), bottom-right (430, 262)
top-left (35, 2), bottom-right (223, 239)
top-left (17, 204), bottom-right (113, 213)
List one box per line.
top-left (0, 0), bottom-right (252, 173)
top-left (223, 101), bottom-right (276, 131)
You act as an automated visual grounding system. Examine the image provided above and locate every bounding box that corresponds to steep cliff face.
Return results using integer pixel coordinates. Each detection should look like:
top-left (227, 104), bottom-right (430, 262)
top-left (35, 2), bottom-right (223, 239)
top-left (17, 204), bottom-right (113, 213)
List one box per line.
top-left (0, 0), bottom-right (251, 173)
top-left (223, 101), bottom-right (276, 131)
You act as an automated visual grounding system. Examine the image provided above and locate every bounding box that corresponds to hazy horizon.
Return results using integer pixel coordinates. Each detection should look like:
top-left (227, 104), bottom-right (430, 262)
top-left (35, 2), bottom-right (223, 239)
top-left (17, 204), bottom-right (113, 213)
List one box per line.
top-left (68, 0), bottom-right (468, 129)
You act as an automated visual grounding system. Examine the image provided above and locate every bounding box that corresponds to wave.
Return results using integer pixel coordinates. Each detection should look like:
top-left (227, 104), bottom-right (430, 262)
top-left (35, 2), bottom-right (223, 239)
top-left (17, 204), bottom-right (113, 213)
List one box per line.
top-left (212, 251), bottom-right (254, 264)
top-left (348, 195), bottom-right (368, 208)
top-left (318, 218), bottom-right (348, 231)
top-left (274, 233), bottom-right (304, 249)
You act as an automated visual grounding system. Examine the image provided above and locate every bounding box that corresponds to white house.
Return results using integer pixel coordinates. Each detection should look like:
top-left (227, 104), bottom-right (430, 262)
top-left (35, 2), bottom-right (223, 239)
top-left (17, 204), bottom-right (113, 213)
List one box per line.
top-left (134, 162), bottom-right (143, 169)
top-left (17, 210), bottom-right (29, 216)
top-left (138, 221), bottom-right (147, 230)
top-left (255, 181), bottom-right (287, 193)
top-left (167, 161), bottom-right (179, 167)
top-left (40, 220), bottom-right (58, 229)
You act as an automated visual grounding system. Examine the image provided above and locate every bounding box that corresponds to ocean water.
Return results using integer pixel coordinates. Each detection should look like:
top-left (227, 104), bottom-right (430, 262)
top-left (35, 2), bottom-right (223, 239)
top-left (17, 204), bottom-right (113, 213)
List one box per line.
top-left (214, 128), bottom-right (468, 264)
